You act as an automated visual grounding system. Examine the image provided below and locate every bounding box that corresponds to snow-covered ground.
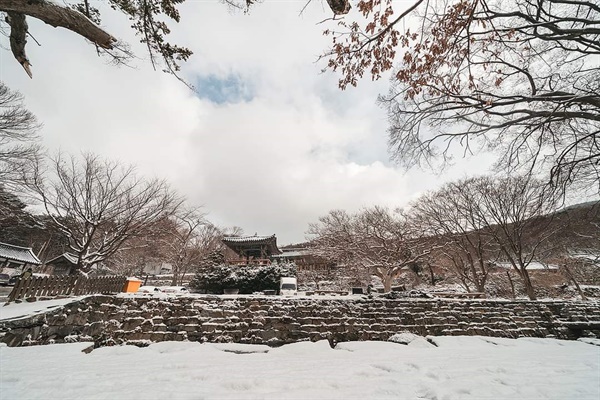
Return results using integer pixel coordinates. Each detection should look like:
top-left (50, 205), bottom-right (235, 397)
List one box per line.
top-left (1, 296), bottom-right (599, 399)
top-left (0, 296), bottom-right (90, 321)
top-left (1, 336), bottom-right (598, 400)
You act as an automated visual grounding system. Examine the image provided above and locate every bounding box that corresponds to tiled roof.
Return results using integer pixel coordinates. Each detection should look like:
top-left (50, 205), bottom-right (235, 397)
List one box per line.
top-left (222, 235), bottom-right (277, 243)
top-left (46, 252), bottom-right (79, 265)
top-left (0, 242), bottom-right (41, 265)
top-left (222, 234), bottom-right (282, 255)
top-left (273, 250), bottom-right (310, 258)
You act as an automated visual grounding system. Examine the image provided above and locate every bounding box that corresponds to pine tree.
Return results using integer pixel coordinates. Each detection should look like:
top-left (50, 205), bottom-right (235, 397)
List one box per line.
top-left (0, 185), bottom-right (36, 245)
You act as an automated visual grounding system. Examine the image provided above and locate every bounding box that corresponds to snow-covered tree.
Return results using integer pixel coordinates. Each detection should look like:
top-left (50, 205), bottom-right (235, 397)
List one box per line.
top-left (24, 152), bottom-right (181, 273)
top-left (159, 207), bottom-right (224, 285)
top-left (308, 206), bottom-right (430, 292)
top-left (0, 185), bottom-right (37, 246)
top-left (410, 180), bottom-right (499, 293)
top-left (463, 175), bottom-right (560, 300)
top-left (0, 82), bottom-right (39, 186)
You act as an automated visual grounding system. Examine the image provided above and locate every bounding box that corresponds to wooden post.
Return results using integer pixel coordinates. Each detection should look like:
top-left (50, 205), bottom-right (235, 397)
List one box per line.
top-left (64, 275), bottom-right (76, 295)
top-left (7, 275), bottom-right (131, 301)
top-left (34, 276), bottom-right (47, 298)
top-left (44, 276), bottom-right (56, 297)
top-left (72, 276), bottom-right (84, 296)
top-left (7, 277), bottom-right (24, 302)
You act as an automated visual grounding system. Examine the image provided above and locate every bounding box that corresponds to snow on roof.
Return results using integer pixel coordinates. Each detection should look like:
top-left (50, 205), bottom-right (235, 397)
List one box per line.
top-left (569, 252), bottom-right (600, 264)
top-left (46, 252), bottom-right (79, 265)
top-left (222, 234), bottom-right (277, 243)
top-left (272, 250), bottom-right (310, 258)
top-left (222, 234), bottom-right (281, 255)
top-left (496, 261), bottom-right (559, 270)
top-left (0, 242), bottom-right (41, 265)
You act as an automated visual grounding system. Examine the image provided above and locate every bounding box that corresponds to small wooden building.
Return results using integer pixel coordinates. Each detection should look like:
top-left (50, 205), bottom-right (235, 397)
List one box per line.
top-left (222, 234), bottom-right (282, 265)
top-left (0, 242), bottom-right (41, 273)
top-left (273, 247), bottom-right (336, 272)
top-left (45, 253), bottom-right (78, 276)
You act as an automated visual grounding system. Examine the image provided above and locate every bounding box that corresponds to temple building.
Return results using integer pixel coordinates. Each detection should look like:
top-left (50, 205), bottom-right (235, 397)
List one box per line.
top-left (0, 242), bottom-right (41, 273)
top-left (273, 246), bottom-right (335, 272)
top-left (222, 234), bottom-right (282, 265)
top-left (44, 253), bottom-right (78, 275)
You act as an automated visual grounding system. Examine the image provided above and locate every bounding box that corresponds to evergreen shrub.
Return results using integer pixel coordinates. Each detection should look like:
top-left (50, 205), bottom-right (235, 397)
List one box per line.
top-left (190, 262), bottom-right (296, 294)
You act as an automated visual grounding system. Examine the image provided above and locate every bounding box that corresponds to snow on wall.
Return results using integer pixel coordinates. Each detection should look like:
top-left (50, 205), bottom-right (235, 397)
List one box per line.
top-left (1, 295), bottom-right (599, 347)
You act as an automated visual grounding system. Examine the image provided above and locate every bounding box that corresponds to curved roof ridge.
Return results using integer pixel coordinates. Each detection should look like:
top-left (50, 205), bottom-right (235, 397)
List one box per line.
top-left (0, 242), bottom-right (41, 265)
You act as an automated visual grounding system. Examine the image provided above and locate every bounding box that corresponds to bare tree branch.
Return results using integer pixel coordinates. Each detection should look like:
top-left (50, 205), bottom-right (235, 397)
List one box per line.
top-left (22, 152), bottom-right (182, 273)
top-left (322, 0), bottom-right (600, 192)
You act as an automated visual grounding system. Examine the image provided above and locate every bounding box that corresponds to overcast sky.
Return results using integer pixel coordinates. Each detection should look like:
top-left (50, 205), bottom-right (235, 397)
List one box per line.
top-left (0, 1), bottom-right (493, 245)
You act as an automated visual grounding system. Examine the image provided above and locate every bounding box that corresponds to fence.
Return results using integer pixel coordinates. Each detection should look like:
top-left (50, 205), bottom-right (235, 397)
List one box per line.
top-left (8, 275), bottom-right (127, 302)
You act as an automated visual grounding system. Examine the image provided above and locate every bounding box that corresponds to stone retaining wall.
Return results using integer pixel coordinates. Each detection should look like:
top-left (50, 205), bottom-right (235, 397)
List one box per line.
top-left (2, 295), bottom-right (599, 347)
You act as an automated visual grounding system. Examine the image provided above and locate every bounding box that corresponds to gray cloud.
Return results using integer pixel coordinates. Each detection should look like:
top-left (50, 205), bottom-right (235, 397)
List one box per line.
top-left (0, 2), bottom-right (492, 245)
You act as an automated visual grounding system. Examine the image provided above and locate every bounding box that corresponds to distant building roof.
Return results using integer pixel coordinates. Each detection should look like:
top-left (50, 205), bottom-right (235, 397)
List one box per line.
top-left (273, 249), bottom-right (310, 258)
top-left (222, 234), bottom-right (276, 243)
top-left (46, 253), bottom-right (79, 265)
top-left (222, 234), bottom-right (282, 255)
top-left (0, 242), bottom-right (41, 265)
top-left (496, 261), bottom-right (559, 270)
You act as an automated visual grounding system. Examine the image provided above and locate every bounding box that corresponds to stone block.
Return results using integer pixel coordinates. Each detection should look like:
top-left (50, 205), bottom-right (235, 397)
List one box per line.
top-left (201, 323), bottom-right (219, 332)
top-left (122, 318), bottom-right (145, 331)
top-left (183, 324), bottom-right (200, 332)
top-left (82, 321), bottom-right (105, 337)
top-left (260, 329), bottom-right (277, 341)
top-left (65, 313), bottom-right (88, 326)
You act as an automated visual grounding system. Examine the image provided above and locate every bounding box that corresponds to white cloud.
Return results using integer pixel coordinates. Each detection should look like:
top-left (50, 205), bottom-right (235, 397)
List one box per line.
top-left (0, 2), bottom-right (493, 245)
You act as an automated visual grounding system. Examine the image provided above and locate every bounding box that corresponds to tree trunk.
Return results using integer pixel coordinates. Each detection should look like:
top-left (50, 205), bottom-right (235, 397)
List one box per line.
top-left (475, 280), bottom-right (485, 293)
top-left (382, 275), bottom-right (393, 293)
top-left (521, 268), bottom-right (537, 300)
top-left (506, 271), bottom-right (516, 299)
top-left (467, 255), bottom-right (480, 292)
top-left (463, 278), bottom-right (472, 293)
top-left (427, 263), bottom-right (435, 286)
top-left (171, 265), bottom-right (179, 285)
top-left (563, 264), bottom-right (587, 301)
top-left (476, 257), bottom-right (488, 293)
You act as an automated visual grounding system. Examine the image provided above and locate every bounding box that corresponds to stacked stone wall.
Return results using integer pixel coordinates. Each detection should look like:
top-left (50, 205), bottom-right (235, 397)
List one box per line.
top-left (1, 296), bottom-right (599, 347)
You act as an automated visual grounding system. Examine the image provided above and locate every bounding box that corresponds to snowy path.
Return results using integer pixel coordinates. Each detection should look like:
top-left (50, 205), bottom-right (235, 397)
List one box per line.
top-left (1, 336), bottom-right (598, 400)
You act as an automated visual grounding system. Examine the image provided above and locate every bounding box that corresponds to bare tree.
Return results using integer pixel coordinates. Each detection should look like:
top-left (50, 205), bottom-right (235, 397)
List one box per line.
top-left (533, 199), bottom-right (599, 298)
top-left (410, 179), bottom-right (499, 293)
top-left (324, 0), bottom-right (599, 192)
top-left (0, 82), bottom-right (39, 185)
top-left (102, 225), bottom-right (170, 277)
top-left (471, 175), bottom-right (560, 300)
top-left (24, 152), bottom-right (181, 273)
top-left (308, 206), bottom-right (430, 292)
top-left (0, 184), bottom-right (38, 246)
top-left (160, 207), bottom-right (224, 285)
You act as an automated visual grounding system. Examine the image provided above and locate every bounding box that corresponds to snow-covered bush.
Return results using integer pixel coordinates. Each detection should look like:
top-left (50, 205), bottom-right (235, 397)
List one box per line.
top-left (189, 265), bottom-right (237, 293)
top-left (189, 262), bottom-right (296, 294)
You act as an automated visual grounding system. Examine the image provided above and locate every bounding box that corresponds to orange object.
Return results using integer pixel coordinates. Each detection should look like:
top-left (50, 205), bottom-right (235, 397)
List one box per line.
top-left (123, 277), bottom-right (142, 293)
